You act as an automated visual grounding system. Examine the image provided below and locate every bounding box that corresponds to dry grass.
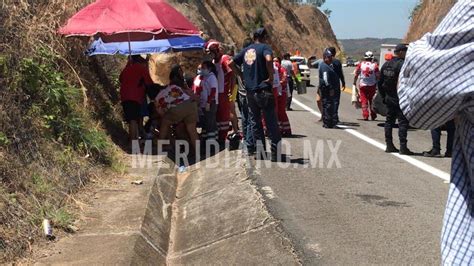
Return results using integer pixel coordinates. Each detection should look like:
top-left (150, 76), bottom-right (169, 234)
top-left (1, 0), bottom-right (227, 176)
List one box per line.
top-left (0, 0), bottom-right (126, 262)
top-left (405, 0), bottom-right (457, 42)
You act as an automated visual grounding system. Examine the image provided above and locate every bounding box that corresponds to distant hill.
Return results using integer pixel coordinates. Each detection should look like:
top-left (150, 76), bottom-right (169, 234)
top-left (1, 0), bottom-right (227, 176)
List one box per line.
top-left (340, 38), bottom-right (402, 60)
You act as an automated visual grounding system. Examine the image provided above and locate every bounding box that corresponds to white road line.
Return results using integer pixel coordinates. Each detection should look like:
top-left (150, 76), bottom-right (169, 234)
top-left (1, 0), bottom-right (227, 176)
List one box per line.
top-left (292, 98), bottom-right (451, 181)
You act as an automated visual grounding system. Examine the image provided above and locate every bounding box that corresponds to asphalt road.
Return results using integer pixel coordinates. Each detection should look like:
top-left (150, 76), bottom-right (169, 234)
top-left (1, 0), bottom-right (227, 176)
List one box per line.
top-left (252, 68), bottom-right (452, 265)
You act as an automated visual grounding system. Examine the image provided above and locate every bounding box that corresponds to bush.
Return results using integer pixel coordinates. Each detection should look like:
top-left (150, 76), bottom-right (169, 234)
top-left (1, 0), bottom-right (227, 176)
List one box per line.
top-left (14, 47), bottom-right (114, 164)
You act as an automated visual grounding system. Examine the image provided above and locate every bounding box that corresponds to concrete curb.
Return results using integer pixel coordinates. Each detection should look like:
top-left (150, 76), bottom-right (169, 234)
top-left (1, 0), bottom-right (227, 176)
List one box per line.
top-left (167, 151), bottom-right (300, 265)
top-left (36, 155), bottom-right (177, 265)
top-left (36, 151), bottom-right (300, 265)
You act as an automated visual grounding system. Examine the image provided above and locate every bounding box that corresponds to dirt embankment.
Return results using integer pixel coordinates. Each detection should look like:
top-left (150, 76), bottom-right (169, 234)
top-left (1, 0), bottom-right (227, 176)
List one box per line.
top-left (405, 0), bottom-right (457, 42)
top-left (170, 0), bottom-right (339, 57)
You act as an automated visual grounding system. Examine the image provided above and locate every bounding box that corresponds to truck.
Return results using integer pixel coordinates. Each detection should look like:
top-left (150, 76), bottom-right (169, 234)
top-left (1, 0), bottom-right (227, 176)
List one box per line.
top-left (379, 44), bottom-right (397, 67)
top-left (290, 56), bottom-right (311, 86)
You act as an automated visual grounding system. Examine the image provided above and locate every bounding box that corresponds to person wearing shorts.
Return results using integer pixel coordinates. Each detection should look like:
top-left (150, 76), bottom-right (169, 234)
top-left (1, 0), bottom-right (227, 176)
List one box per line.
top-left (120, 55), bottom-right (154, 147)
top-left (155, 65), bottom-right (199, 154)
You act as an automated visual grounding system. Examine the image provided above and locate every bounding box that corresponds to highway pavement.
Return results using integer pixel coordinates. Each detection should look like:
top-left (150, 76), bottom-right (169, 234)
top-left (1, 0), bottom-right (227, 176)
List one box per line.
top-left (251, 67), bottom-right (452, 264)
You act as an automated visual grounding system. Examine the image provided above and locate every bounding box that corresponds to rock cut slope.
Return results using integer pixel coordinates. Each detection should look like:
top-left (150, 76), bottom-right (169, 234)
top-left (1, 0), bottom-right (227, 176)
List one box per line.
top-left (169, 0), bottom-right (339, 57)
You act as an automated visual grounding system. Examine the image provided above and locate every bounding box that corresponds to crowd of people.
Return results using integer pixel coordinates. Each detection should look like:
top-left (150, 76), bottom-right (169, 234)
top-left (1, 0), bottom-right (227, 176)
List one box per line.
top-left (119, 27), bottom-right (298, 161)
top-left (318, 43), bottom-right (455, 158)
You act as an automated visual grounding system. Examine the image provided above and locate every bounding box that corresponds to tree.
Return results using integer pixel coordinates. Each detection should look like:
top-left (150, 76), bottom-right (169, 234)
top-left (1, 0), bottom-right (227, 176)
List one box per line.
top-left (323, 8), bottom-right (332, 18)
top-left (289, 0), bottom-right (326, 7)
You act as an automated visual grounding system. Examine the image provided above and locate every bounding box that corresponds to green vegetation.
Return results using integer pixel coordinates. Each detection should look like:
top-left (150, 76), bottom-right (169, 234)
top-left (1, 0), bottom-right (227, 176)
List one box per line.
top-left (14, 47), bottom-right (114, 164)
top-left (244, 6), bottom-right (265, 34)
top-left (290, 0), bottom-right (326, 7)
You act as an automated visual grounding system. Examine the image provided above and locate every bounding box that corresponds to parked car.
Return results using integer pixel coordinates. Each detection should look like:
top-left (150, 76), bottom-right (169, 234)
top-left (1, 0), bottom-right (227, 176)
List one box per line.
top-left (346, 58), bottom-right (356, 67)
top-left (310, 59), bottom-right (323, 69)
top-left (290, 56), bottom-right (311, 86)
top-left (308, 56), bottom-right (318, 68)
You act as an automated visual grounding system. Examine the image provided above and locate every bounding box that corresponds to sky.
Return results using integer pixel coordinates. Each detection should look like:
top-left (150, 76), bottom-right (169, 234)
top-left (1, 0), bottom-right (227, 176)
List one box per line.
top-left (320, 0), bottom-right (419, 39)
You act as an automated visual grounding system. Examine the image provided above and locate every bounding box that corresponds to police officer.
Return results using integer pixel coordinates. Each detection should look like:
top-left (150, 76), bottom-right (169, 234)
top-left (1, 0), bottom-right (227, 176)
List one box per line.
top-left (378, 43), bottom-right (414, 155)
top-left (231, 28), bottom-right (282, 161)
top-left (318, 49), bottom-right (340, 128)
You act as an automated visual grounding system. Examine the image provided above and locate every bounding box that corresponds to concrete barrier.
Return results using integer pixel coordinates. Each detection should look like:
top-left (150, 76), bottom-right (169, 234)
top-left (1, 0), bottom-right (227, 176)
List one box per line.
top-left (36, 155), bottom-right (177, 265)
top-left (36, 151), bottom-right (299, 265)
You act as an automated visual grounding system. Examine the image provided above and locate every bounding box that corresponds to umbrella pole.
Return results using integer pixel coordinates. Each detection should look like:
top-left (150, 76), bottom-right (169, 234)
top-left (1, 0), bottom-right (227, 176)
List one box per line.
top-left (127, 32), bottom-right (132, 58)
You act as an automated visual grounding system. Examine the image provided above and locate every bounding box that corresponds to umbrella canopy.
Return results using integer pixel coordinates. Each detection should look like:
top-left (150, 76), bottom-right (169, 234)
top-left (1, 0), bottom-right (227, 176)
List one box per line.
top-left (59, 0), bottom-right (200, 41)
top-left (86, 36), bottom-right (204, 55)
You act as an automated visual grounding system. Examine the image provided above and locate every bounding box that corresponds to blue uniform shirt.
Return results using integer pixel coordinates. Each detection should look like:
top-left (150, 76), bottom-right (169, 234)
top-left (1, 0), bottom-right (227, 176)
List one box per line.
top-left (319, 61), bottom-right (340, 92)
top-left (233, 43), bottom-right (273, 91)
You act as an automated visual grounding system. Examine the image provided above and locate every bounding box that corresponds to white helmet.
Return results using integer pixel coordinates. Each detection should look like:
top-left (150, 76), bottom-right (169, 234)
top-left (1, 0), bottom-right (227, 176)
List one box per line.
top-left (364, 51), bottom-right (374, 59)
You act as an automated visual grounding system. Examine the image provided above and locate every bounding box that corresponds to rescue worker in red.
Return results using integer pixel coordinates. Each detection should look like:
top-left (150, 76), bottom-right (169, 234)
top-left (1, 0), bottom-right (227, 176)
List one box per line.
top-left (205, 40), bottom-right (235, 143)
top-left (274, 57), bottom-right (292, 136)
top-left (353, 51), bottom-right (380, 121)
top-left (119, 55), bottom-right (154, 147)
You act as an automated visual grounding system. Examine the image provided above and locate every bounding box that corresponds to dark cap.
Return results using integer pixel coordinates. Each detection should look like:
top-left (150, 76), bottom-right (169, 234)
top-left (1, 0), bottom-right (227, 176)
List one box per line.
top-left (323, 49), bottom-right (333, 58)
top-left (253, 27), bottom-right (267, 39)
top-left (395, 43), bottom-right (408, 52)
top-left (327, 47), bottom-right (337, 56)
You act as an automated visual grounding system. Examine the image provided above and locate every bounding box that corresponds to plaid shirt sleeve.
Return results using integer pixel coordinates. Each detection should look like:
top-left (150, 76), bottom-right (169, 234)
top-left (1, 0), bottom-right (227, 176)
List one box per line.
top-left (398, 1), bottom-right (474, 264)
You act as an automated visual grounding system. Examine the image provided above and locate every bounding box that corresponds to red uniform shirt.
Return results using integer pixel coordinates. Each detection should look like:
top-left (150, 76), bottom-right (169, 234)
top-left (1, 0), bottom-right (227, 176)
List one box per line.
top-left (119, 62), bottom-right (153, 104)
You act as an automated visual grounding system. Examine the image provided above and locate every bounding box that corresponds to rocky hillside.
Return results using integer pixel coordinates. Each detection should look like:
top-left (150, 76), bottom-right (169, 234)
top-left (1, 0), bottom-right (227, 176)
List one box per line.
top-left (405, 0), bottom-right (457, 42)
top-left (170, 0), bottom-right (339, 57)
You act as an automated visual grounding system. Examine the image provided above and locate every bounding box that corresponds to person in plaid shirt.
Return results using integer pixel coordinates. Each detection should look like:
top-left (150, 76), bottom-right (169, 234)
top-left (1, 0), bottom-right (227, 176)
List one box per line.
top-left (398, 0), bottom-right (473, 263)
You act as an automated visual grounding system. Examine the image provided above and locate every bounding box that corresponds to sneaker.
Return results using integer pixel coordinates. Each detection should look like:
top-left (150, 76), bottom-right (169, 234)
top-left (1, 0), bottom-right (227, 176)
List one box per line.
top-left (423, 149), bottom-right (442, 158)
top-left (399, 147), bottom-right (415, 156)
top-left (444, 151), bottom-right (452, 158)
top-left (385, 143), bottom-right (399, 153)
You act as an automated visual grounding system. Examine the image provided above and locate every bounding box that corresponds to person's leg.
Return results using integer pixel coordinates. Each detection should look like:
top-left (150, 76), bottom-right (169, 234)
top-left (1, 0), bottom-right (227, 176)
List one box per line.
top-left (316, 90), bottom-right (323, 121)
top-left (158, 119), bottom-right (172, 141)
top-left (184, 122), bottom-right (199, 155)
top-left (423, 127), bottom-right (442, 157)
top-left (273, 88), bottom-right (280, 131)
top-left (367, 86), bottom-right (377, 120)
top-left (287, 78), bottom-right (294, 110)
top-left (278, 92), bottom-right (290, 135)
top-left (216, 93), bottom-right (230, 142)
top-left (246, 92), bottom-right (263, 153)
top-left (384, 107), bottom-right (398, 152)
top-left (398, 109), bottom-right (413, 155)
top-left (129, 120), bottom-right (139, 142)
top-left (432, 128), bottom-right (442, 152)
top-left (262, 96), bottom-right (282, 160)
top-left (333, 91), bottom-right (341, 125)
top-left (321, 93), bottom-right (334, 128)
top-left (238, 93), bottom-right (248, 140)
top-left (445, 119), bottom-right (455, 157)
top-left (359, 86), bottom-right (370, 120)
top-left (229, 101), bottom-right (239, 133)
top-left (208, 103), bottom-right (218, 142)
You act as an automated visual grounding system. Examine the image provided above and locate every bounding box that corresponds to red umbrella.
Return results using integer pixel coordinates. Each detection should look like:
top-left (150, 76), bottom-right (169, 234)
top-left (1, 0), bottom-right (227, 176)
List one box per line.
top-left (59, 0), bottom-right (200, 42)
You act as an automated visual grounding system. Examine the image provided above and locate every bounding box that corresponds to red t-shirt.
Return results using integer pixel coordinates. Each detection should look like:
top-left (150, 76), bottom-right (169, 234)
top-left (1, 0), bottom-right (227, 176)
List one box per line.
top-left (119, 62), bottom-right (153, 104)
top-left (221, 55), bottom-right (234, 95)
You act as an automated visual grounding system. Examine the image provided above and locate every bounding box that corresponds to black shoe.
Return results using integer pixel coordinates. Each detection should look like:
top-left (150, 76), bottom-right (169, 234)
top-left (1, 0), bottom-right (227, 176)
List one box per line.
top-left (385, 143), bottom-right (399, 153)
top-left (423, 149), bottom-right (441, 157)
top-left (444, 151), bottom-right (452, 158)
top-left (271, 153), bottom-right (286, 162)
top-left (399, 147), bottom-right (414, 156)
top-left (287, 107), bottom-right (293, 111)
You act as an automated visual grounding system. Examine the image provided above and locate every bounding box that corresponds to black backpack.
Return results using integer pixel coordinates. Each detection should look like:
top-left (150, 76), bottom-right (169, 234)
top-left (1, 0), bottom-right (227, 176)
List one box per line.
top-left (381, 59), bottom-right (404, 91)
